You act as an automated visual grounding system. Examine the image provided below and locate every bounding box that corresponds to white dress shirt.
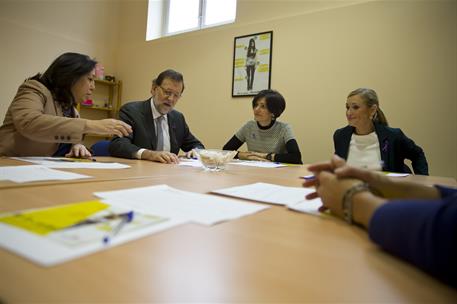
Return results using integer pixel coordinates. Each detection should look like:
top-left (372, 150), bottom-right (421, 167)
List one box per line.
top-left (347, 132), bottom-right (382, 170)
top-left (135, 98), bottom-right (171, 159)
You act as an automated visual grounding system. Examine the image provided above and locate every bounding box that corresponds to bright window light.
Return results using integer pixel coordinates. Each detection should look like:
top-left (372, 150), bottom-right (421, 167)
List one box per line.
top-left (204, 0), bottom-right (237, 26)
top-left (168, 0), bottom-right (200, 33)
top-left (146, 0), bottom-right (237, 41)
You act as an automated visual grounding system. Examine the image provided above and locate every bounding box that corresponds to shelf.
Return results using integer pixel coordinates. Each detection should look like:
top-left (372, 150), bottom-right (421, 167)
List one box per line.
top-left (80, 105), bottom-right (113, 111)
top-left (94, 79), bottom-right (117, 86)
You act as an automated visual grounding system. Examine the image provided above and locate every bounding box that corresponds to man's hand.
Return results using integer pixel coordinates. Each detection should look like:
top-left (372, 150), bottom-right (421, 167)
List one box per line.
top-left (142, 150), bottom-right (179, 164)
top-left (85, 119), bottom-right (132, 137)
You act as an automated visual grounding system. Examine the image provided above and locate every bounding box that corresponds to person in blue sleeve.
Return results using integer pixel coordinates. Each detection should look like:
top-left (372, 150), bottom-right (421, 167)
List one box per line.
top-left (333, 88), bottom-right (428, 174)
top-left (304, 155), bottom-right (456, 288)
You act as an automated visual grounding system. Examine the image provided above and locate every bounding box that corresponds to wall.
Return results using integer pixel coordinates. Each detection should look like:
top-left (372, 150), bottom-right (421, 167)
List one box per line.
top-left (0, 0), bottom-right (455, 178)
top-left (0, 0), bottom-right (121, 121)
top-left (115, 0), bottom-right (457, 178)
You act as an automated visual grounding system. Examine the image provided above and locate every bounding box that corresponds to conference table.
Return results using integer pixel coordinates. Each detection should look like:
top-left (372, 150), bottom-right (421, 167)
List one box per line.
top-left (0, 157), bottom-right (456, 302)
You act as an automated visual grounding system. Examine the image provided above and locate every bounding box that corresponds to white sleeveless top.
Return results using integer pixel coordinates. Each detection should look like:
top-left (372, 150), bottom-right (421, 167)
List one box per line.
top-left (346, 132), bottom-right (382, 170)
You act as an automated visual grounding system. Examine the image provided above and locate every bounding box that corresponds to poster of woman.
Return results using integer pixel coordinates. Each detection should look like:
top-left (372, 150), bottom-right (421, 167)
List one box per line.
top-left (232, 31), bottom-right (273, 97)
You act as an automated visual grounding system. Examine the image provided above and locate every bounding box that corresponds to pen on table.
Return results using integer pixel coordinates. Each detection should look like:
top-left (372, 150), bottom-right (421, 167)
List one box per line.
top-left (103, 211), bottom-right (135, 245)
top-left (70, 211), bottom-right (133, 227)
top-left (43, 157), bottom-right (96, 162)
top-left (302, 174), bottom-right (315, 180)
top-left (67, 157), bottom-right (97, 162)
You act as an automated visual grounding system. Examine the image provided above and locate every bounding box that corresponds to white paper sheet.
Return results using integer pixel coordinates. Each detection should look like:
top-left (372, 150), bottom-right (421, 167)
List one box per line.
top-left (0, 165), bottom-right (91, 183)
top-left (212, 182), bottom-right (324, 216)
top-left (287, 198), bottom-right (324, 216)
top-left (229, 160), bottom-right (287, 168)
top-left (212, 182), bottom-right (311, 205)
top-left (178, 158), bottom-right (204, 168)
top-left (386, 172), bottom-right (410, 177)
top-left (95, 184), bottom-right (269, 225)
top-left (12, 157), bottom-right (130, 169)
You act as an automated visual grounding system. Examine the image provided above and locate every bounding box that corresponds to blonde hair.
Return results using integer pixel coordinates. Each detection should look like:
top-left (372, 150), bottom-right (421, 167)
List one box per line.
top-left (348, 88), bottom-right (388, 126)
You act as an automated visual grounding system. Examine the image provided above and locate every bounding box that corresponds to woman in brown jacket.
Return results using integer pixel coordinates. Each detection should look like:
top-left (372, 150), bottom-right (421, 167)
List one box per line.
top-left (0, 52), bottom-right (131, 157)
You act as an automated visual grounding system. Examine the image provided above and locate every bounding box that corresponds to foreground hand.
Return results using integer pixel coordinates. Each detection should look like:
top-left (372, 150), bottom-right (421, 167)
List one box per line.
top-left (314, 171), bottom-right (363, 217)
top-left (65, 144), bottom-right (92, 159)
top-left (142, 150), bottom-right (179, 164)
top-left (303, 155), bottom-right (347, 199)
top-left (85, 119), bottom-right (132, 137)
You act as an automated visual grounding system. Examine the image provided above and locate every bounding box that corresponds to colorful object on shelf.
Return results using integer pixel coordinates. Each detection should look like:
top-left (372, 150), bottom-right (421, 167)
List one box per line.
top-left (95, 63), bottom-right (105, 80)
top-left (82, 99), bottom-right (93, 106)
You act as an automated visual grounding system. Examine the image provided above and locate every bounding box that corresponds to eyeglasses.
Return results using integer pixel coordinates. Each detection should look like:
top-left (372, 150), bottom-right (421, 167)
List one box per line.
top-left (159, 86), bottom-right (182, 99)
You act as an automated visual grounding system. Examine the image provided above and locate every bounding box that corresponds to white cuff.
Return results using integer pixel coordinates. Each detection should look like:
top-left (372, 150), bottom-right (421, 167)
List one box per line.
top-left (135, 148), bottom-right (146, 159)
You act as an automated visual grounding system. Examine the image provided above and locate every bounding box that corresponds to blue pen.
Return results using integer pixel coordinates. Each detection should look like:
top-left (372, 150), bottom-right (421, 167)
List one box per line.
top-left (70, 211), bottom-right (132, 227)
top-left (302, 174), bottom-right (315, 180)
top-left (103, 211), bottom-right (134, 244)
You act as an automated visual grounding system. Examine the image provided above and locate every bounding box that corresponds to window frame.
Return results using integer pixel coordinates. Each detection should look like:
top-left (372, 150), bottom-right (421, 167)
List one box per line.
top-left (162, 0), bottom-right (235, 37)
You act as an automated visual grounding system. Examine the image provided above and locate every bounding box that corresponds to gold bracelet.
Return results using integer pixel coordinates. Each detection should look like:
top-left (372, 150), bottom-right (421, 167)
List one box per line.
top-left (341, 183), bottom-right (370, 224)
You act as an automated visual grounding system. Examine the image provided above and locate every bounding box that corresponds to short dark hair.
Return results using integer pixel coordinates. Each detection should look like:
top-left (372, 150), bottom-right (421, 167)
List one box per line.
top-left (34, 52), bottom-right (97, 111)
top-left (252, 89), bottom-right (286, 118)
top-left (154, 69), bottom-right (185, 93)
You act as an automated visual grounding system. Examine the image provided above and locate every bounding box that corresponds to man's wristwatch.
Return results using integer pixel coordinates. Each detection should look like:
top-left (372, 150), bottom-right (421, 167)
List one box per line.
top-left (266, 153), bottom-right (273, 161)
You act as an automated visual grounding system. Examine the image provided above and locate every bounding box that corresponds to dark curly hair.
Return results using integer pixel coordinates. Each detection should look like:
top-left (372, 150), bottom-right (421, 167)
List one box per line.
top-left (252, 89), bottom-right (286, 119)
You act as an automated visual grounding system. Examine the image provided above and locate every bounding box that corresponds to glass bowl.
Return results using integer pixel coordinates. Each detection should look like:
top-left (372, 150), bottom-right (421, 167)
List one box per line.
top-left (195, 149), bottom-right (237, 171)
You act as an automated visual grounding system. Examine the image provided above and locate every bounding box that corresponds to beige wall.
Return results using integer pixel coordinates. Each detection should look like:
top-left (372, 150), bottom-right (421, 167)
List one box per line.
top-left (0, 0), bottom-right (121, 121)
top-left (0, 0), bottom-right (455, 178)
top-left (115, 0), bottom-right (457, 178)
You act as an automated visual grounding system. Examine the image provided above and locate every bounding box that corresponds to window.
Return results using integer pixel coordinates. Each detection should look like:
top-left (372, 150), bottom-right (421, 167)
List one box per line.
top-left (147, 0), bottom-right (237, 41)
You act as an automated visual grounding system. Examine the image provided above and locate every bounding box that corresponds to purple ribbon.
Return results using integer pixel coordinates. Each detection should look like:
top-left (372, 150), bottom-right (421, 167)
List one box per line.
top-left (382, 140), bottom-right (389, 153)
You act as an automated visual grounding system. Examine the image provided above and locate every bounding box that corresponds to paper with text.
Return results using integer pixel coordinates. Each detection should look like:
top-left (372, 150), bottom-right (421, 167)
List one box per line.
top-left (95, 184), bottom-right (269, 225)
top-left (0, 200), bottom-right (179, 266)
top-left (229, 160), bottom-right (287, 168)
top-left (212, 182), bottom-right (324, 216)
top-left (0, 165), bottom-right (91, 183)
top-left (12, 157), bottom-right (130, 169)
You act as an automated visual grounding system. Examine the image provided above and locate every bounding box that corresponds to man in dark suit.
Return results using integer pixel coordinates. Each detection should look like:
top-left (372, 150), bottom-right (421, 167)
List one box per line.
top-left (109, 69), bottom-right (204, 164)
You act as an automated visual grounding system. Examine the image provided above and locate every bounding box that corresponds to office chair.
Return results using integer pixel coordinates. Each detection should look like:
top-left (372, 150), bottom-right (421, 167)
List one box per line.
top-left (90, 140), bottom-right (111, 156)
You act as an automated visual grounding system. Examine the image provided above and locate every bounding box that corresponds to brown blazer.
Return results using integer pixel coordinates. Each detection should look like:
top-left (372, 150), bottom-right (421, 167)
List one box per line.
top-left (0, 80), bottom-right (86, 156)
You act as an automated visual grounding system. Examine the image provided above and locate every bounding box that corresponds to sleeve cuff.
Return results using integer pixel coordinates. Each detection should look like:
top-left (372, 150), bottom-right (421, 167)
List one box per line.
top-left (135, 148), bottom-right (146, 159)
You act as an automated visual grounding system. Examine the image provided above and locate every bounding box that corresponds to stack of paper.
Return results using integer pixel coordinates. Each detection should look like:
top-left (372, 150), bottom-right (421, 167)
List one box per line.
top-left (12, 157), bottom-right (130, 169)
top-left (95, 184), bottom-right (269, 226)
top-left (0, 165), bottom-right (91, 183)
top-left (0, 200), bottom-right (182, 266)
top-left (212, 182), bottom-right (323, 216)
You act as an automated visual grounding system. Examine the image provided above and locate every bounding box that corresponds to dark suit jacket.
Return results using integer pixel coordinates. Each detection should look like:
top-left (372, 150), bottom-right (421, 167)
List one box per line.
top-left (109, 100), bottom-right (204, 158)
top-left (333, 123), bottom-right (428, 175)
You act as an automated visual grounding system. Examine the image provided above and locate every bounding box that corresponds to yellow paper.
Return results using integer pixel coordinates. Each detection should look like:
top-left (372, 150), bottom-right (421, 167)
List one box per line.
top-left (0, 200), bottom-right (108, 235)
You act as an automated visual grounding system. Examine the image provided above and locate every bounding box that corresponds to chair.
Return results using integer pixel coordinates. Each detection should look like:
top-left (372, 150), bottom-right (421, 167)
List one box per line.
top-left (90, 140), bottom-right (111, 156)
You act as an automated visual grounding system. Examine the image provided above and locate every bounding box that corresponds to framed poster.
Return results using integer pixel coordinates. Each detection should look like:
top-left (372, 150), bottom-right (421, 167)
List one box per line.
top-left (232, 31), bottom-right (273, 97)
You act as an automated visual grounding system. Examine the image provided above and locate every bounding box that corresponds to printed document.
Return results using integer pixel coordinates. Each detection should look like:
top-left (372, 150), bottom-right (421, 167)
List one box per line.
top-left (12, 157), bottom-right (130, 169)
top-left (0, 200), bottom-right (181, 266)
top-left (95, 184), bottom-right (269, 226)
top-left (212, 182), bottom-right (323, 215)
top-left (0, 165), bottom-right (91, 183)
